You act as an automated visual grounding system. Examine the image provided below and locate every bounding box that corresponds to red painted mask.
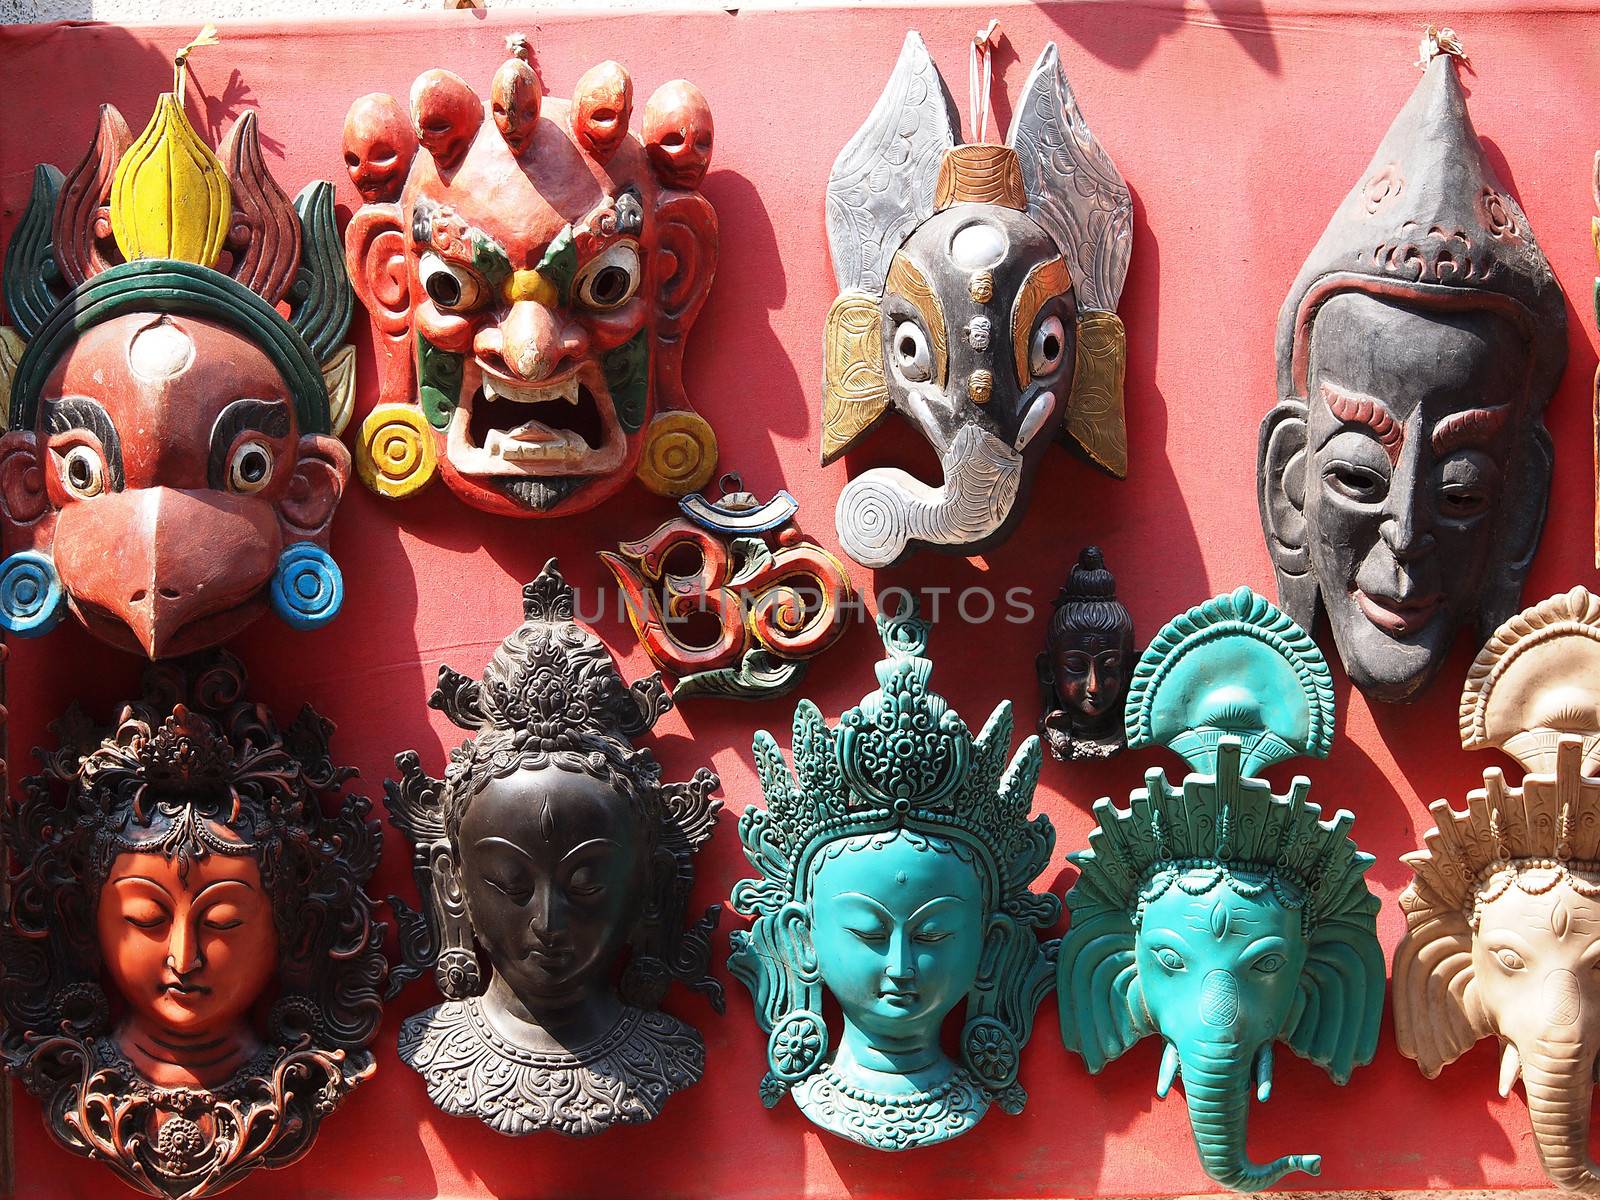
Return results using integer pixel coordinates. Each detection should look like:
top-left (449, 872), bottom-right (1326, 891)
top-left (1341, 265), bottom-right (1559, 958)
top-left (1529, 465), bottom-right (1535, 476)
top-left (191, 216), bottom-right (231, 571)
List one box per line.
top-left (344, 39), bottom-right (720, 517)
top-left (1, 313), bottom-right (346, 657)
top-left (0, 83), bottom-right (355, 656)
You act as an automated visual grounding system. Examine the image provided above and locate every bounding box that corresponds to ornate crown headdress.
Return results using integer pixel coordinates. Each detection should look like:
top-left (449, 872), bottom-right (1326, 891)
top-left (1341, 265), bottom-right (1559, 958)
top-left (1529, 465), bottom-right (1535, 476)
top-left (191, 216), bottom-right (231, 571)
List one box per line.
top-left (1, 29), bottom-right (355, 434)
top-left (735, 601), bottom-right (1056, 915)
top-left (0, 652), bottom-right (386, 1197)
top-left (385, 559), bottom-right (722, 1011)
top-left (1068, 588), bottom-right (1371, 942)
top-left (1402, 587), bottom-right (1600, 926)
top-left (731, 600), bottom-right (1058, 1109)
top-left (1061, 589), bottom-right (1383, 1089)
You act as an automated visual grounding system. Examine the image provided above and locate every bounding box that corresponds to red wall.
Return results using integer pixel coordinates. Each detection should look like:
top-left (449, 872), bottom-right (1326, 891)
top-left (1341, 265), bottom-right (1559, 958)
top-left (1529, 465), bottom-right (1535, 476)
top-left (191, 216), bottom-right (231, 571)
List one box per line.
top-left (1, 2), bottom-right (1596, 1196)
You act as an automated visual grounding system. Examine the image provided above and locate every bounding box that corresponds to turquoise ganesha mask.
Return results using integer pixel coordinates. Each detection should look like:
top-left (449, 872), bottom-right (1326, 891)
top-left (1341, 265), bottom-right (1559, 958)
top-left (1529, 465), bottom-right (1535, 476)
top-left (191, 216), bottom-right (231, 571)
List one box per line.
top-left (729, 601), bottom-right (1057, 1150)
top-left (1058, 588), bottom-right (1384, 1191)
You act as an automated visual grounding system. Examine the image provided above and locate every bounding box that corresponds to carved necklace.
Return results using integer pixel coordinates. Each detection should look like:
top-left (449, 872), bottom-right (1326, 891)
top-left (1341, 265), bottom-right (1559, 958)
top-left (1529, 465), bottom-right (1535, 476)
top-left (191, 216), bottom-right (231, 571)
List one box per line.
top-left (398, 995), bottom-right (707, 1137)
top-left (791, 1059), bottom-right (989, 1151)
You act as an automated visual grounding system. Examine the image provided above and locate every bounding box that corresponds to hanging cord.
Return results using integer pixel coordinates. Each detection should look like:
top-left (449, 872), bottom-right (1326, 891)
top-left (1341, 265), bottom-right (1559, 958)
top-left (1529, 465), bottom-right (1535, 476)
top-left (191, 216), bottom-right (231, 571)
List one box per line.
top-left (173, 24), bottom-right (220, 103)
top-left (968, 19), bottom-right (1002, 143)
top-left (1415, 25), bottom-right (1468, 70)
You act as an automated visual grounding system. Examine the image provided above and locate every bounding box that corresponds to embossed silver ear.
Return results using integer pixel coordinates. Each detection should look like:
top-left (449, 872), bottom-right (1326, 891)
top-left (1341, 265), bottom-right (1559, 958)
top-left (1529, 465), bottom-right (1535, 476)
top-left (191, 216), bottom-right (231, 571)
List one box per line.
top-left (824, 30), bottom-right (956, 296)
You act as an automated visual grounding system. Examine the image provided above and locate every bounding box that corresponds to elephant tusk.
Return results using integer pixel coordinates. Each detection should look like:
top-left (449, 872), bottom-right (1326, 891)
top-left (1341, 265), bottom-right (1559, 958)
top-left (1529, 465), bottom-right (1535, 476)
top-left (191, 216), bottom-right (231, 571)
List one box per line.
top-left (1499, 1040), bottom-right (1522, 1098)
top-left (1156, 1041), bottom-right (1180, 1099)
top-left (1254, 1042), bottom-right (1273, 1103)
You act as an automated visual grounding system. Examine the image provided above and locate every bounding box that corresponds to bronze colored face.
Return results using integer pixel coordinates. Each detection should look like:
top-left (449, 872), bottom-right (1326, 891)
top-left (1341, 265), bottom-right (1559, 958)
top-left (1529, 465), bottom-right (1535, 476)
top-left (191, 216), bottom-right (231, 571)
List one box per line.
top-left (1303, 293), bottom-right (1527, 700)
top-left (456, 768), bottom-right (648, 1013)
top-left (96, 844), bottom-right (279, 1088)
top-left (1049, 630), bottom-right (1131, 721)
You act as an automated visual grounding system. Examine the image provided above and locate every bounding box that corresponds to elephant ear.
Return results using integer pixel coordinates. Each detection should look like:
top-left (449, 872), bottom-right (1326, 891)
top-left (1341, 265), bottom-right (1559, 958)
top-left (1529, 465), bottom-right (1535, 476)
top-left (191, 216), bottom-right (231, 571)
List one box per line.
top-left (1056, 903), bottom-right (1151, 1072)
top-left (1281, 911), bottom-right (1386, 1084)
top-left (1391, 887), bottom-right (1491, 1078)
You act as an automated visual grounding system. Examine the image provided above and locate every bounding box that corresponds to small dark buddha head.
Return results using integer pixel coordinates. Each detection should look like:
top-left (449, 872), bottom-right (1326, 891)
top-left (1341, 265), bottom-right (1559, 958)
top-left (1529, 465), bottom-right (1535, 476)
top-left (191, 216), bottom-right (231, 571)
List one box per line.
top-left (1037, 546), bottom-right (1135, 759)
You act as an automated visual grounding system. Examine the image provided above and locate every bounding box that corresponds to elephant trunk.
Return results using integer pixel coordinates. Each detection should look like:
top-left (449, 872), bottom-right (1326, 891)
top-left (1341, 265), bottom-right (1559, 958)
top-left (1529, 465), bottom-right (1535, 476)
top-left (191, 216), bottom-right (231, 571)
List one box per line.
top-left (834, 425), bottom-right (1022, 567)
top-left (1522, 1037), bottom-right (1600, 1196)
top-left (1178, 1039), bottom-right (1321, 1193)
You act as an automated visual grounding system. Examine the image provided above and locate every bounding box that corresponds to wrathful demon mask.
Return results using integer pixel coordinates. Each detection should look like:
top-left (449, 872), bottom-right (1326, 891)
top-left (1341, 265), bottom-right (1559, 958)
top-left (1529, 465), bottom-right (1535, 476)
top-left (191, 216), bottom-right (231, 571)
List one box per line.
top-left (1258, 31), bottom-right (1566, 703)
top-left (729, 600), bottom-right (1058, 1150)
top-left (0, 45), bottom-right (355, 657)
top-left (1394, 586), bottom-right (1600, 1197)
top-left (342, 37), bottom-right (721, 517)
top-left (0, 653), bottom-right (386, 1198)
top-left (821, 31), bottom-right (1131, 568)
top-left (1058, 588), bottom-right (1384, 1193)
top-left (385, 559), bottom-right (723, 1136)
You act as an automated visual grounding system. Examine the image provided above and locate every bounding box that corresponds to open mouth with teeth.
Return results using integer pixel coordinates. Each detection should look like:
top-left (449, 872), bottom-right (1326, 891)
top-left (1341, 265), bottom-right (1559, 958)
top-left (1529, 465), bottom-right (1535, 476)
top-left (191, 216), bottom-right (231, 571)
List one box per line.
top-left (448, 359), bottom-right (628, 479)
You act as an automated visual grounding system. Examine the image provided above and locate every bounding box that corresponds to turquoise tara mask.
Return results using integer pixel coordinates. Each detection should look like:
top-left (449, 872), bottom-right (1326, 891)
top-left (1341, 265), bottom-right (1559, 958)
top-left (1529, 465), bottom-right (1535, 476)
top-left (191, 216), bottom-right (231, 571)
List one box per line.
top-left (729, 601), bottom-right (1058, 1150)
top-left (1057, 587), bottom-right (1385, 1192)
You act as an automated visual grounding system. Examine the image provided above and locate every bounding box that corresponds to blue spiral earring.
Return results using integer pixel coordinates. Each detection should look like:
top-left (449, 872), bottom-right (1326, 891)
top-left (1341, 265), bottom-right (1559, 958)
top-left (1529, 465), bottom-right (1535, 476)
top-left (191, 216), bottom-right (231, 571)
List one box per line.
top-left (0, 550), bottom-right (66, 636)
top-left (271, 543), bottom-right (344, 630)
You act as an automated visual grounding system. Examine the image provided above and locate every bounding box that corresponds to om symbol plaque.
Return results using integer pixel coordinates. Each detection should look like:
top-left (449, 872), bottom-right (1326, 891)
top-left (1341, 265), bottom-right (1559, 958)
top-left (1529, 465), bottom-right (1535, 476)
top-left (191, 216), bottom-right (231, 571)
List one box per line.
top-left (601, 474), bottom-right (853, 701)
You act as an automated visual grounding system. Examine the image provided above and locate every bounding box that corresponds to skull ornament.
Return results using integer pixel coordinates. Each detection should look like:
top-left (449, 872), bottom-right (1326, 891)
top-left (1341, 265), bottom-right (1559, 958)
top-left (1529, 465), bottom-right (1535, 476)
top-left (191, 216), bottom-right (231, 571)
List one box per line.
top-left (491, 36), bottom-right (541, 156)
top-left (344, 36), bottom-right (720, 517)
top-left (343, 92), bottom-right (418, 205)
top-left (644, 79), bottom-right (714, 191)
top-left (0, 59), bottom-right (355, 657)
top-left (822, 32), bottom-right (1132, 568)
top-left (574, 60), bottom-right (634, 161)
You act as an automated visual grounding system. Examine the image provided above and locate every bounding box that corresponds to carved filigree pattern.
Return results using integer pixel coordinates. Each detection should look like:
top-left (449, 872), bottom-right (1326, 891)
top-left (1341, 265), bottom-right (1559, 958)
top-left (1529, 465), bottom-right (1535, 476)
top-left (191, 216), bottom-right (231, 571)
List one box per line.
top-left (0, 652), bottom-right (386, 1199)
top-left (1005, 42), bottom-right (1133, 313)
top-left (730, 599), bottom-right (1058, 1136)
top-left (398, 998), bottom-right (704, 1138)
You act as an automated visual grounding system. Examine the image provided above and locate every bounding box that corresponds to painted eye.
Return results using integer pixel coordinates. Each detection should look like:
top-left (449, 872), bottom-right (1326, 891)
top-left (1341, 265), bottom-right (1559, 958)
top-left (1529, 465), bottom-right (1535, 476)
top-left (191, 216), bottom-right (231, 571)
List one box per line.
top-left (1030, 315), bottom-right (1067, 377)
top-left (228, 440), bottom-right (275, 494)
top-left (1495, 947), bottom-right (1527, 971)
top-left (892, 321), bottom-right (932, 383)
top-left (60, 445), bottom-right (106, 498)
top-left (1253, 953), bottom-right (1286, 975)
top-left (575, 243), bottom-right (642, 310)
top-left (1155, 947), bottom-right (1185, 971)
top-left (418, 252), bottom-right (487, 310)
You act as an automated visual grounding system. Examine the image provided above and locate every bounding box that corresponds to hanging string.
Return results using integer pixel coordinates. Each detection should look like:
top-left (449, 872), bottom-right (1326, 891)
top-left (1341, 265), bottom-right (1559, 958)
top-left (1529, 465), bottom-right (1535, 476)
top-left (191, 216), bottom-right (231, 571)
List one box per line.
top-left (1415, 25), bottom-right (1468, 70)
top-left (968, 19), bottom-right (1001, 144)
top-left (173, 24), bottom-right (220, 103)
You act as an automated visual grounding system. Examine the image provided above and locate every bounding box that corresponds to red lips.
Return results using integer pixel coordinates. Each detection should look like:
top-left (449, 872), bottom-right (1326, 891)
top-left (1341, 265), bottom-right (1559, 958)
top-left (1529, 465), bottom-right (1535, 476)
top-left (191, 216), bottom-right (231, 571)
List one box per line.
top-left (1351, 588), bottom-right (1444, 636)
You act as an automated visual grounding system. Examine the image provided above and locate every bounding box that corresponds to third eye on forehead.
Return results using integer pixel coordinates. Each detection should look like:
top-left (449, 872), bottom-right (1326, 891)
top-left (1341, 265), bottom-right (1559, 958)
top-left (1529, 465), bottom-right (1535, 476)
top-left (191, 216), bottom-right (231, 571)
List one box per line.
top-left (949, 221), bottom-right (1009, 272)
